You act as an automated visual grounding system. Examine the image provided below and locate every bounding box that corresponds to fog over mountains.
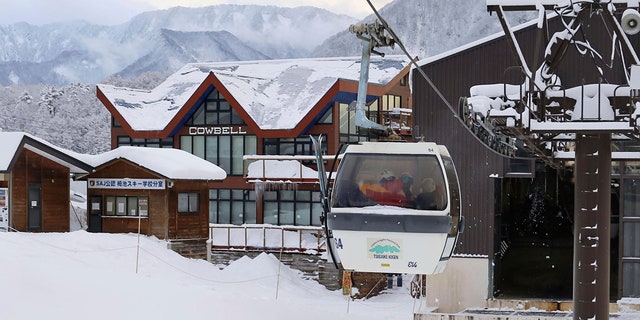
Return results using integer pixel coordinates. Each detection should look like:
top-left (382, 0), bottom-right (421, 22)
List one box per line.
top-left (315, 0), bottom-right (533, 58)
top-left (0, 0), bottom-right (533, 86)
top-left (0, 0), bottom-right (535, 154)
top-left (0, 5), bottom-right (356, 86)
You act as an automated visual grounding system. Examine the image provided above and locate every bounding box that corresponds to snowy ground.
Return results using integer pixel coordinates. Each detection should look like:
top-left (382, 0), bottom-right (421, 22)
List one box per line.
top-left (0, 231), bottom-right (423, 320)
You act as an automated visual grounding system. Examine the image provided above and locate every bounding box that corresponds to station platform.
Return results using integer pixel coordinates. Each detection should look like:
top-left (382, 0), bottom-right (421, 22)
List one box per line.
top-left (414, 299), bottom-right (640, 320)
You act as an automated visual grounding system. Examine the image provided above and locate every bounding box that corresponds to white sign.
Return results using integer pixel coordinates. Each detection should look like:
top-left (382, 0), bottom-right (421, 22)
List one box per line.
top-left (188, 126), bottom-right (247, 135)
top-left (87, 178), bottom-right (166, 190)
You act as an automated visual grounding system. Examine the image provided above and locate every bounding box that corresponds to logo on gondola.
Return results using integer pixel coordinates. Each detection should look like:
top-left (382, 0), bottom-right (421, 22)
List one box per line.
top-left (368, 239), bottom-right (402, 260)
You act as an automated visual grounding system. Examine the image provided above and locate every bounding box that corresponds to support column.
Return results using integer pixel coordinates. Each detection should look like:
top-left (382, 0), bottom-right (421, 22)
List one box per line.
top-left (573, 134), bottom-right (611, 320)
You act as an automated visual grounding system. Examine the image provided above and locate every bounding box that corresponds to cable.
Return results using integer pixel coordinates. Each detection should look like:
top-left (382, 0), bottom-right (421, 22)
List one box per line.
top-left (364, 0), bottom-right (539, 161)
top-left (2, 228), bottom-right (137, 253)
top-left (1, 229), bottom-right (284, 285)
top-left (138, 246), bottom-right (280, 284)
top-left (365, 0), bottom-right (455, 117)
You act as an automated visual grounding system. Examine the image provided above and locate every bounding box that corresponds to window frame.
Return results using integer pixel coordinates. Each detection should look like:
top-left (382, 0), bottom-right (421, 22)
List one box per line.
top-left (181, 135), bottom-right (256, 176)
top-left (178, 192), bottom-right (200, 214)
top-left (209, 189), bottom-right (257, 225)
top-left (117, 136), bottom-right (173, 148)
top-left (263, 190), bottom-right (323, 226)
top-left (102, 196), bottom-right (148, 217)
top-left (186, 88), bottom-right (246, 126)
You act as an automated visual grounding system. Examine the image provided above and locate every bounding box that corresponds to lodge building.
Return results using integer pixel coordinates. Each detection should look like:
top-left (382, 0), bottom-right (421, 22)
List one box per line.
top-left (97, 56), bottom-right (413, 228)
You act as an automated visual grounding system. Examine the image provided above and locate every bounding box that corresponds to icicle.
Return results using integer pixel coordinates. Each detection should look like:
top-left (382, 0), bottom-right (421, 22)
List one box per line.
top-left (255, 181), bottom-right (265, 195)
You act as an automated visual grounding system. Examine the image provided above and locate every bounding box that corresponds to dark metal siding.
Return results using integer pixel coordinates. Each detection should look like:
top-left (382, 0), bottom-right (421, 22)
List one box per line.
top-left (413, 13), bottom-right (636, 256)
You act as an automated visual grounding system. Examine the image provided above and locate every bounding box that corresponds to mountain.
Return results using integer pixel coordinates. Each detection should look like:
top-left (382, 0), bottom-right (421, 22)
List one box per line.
top-left (313, 0), bottom-right (534, 59)
top-left (0, 5), bottom-right (357, 86)
top-left (0, 1), bottom-right (534, 86)
top-left (0, 0), bottom-right (538, 155)
top-left (115, 29), bottom-right (271, 78)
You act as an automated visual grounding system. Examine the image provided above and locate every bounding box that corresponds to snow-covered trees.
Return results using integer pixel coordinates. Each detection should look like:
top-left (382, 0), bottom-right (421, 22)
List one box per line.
top-left (0, 83), bottom-right (110, 154)
top-left (0, 71), bottom-right (174, 154)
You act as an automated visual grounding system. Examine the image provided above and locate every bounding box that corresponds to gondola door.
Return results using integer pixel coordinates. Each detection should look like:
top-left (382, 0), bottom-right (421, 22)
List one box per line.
top-left (88, 196), bottom-right (102, 232)
top-left (27, 184), bottom-right (42, 231)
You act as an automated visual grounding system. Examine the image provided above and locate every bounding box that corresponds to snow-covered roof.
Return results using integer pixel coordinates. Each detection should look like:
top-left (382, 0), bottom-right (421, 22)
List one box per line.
top-left (0, 132), bottom-right (92, 174)
top-left (0, 132), bottom-right (24, 171)
top-left (79, 146), bottom-right (226, 181)
top-left (0, 132), bottom-right (225, 180)
top-left (98, 56), bottom-right (411, 132)
top-left (246, 160), bottom-right (319, 181)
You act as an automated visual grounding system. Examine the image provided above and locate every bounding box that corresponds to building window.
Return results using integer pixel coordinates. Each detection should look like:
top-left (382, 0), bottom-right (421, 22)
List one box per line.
top-left (370, 94), bottom-right (401, 112)
top-left (400, 75), bottom-right (407, 86)
top-left (210, 189), bottom-right (256, 225)
top-left (112, 117), bottom-right (122, 127)
top-left (117, 136), bottom-right (173, 148)
top-left (186, 88), bottom-right (245, 125)
top-left (318, 107), bottom-right (333, 124)
top-left (181, 135), bottom-right (256, 175)
top-left (178, 192), bottom-right (199, 213)
top-left (263, 138), bottom-right (324, 167)
top-left (263, 190), bottom-right (322, 226)
top-left (339, 103), bottom-right (374, 144)
top-left (104, 196), bottom-right (148, 217)
top-left (263, 138), bottom-right (318, 156)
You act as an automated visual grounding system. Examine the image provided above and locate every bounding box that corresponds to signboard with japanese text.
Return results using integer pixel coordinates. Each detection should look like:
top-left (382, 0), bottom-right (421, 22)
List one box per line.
top-left (87, 178), bottom-right (166, 190)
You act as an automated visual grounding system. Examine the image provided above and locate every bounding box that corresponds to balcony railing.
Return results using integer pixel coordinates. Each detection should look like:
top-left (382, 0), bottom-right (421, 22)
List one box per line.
top-left (208, 224), bottom-right (326, 253)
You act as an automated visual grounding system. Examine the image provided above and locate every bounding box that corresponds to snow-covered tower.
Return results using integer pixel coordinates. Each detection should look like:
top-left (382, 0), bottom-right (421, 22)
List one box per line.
top-left (457, 1), bottom-right (640, 319)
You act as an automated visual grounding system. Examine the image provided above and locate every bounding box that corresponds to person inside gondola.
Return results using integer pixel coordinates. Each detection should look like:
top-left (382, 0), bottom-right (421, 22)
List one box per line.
top-left (414, 177), bottom-right (444, 210)
top-left (360, 169), bottom-right (412, 206)
top-left (399, 172), bottom-right (414, 199)
top-left (335, 180), bottom-right (376, 207)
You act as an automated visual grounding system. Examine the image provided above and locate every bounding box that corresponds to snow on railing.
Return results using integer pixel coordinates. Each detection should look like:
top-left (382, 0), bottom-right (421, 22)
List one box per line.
top-left (208, 224), bottom-right (326, 254)
top-left (243, 155), bottom-right (339, 183)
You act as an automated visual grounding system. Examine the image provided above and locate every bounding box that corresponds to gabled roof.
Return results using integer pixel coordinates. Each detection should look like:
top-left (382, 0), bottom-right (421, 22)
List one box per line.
top-left (79, 146), bottom-right (227, 181)
top-left (0, 132), bottom-right (226, 181)
top-left (98, 56), bottom-right (412, 138)
top-left (0, 132), bottom-right (93, 174)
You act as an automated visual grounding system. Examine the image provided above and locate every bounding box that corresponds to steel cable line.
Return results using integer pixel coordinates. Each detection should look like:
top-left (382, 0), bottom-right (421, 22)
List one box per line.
top-left (364, 0), bottom-right (540, 161)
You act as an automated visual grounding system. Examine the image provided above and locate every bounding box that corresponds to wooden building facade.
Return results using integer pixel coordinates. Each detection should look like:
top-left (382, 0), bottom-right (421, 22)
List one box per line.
top-left (78, 147), bottom-right (226, 257)
top-left (0, 132), bottom-right (92, 233)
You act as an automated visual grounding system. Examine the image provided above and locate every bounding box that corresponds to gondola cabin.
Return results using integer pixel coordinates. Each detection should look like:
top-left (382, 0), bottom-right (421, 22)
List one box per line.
top-left (327, 141), bottom-right (461, 274)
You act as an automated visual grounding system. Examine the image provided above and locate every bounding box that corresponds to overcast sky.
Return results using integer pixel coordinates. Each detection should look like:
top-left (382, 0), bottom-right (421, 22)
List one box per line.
top-left (1, 0), bottom-right (394, 26)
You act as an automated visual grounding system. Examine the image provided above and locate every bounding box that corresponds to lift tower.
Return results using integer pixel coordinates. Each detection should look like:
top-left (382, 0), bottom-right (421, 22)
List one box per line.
top-left (461, 1), bottom-right (640, 319)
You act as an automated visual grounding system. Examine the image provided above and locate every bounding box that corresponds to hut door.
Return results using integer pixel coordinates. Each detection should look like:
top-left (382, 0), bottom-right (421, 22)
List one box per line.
top-left (27, 184), bottom-right (42, 231)
top-left (88, 196), bottom-right (102, 233)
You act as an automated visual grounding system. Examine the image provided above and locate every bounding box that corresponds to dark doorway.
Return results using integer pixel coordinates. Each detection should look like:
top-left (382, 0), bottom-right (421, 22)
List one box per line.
top-left (494, 167), bottom-right (620, 300)
top-left (28, 184), bottom-right (42, 231)
top-left (88, 196), bottom-right (102, 233)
